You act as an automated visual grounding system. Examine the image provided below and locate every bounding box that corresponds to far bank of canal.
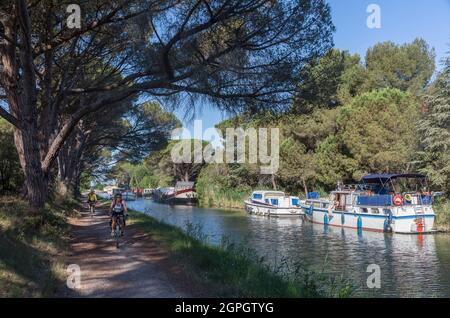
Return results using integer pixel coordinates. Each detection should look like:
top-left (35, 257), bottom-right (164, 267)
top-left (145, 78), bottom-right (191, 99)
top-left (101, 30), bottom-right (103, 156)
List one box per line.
top-left (122, 198), bottom-right (450, 297)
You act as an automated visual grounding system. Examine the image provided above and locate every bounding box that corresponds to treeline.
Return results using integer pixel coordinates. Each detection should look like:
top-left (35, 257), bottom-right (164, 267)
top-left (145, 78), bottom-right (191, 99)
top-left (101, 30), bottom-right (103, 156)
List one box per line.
top-left (109, 140), bottom-right (207, 189)
top-left (200, 39), bottom-right (449, 206)
top-left (0, 102), bottom-right (179, 198)
top-left (114, 39), bottom-right (449, 209)
top-left (0, 0), bottom-right (335, 212)
top-left (201, 39), bottom-right (450, 206)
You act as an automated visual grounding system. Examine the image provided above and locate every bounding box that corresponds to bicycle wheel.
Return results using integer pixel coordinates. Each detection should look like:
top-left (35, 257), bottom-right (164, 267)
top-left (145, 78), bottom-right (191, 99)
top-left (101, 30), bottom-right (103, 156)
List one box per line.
top-left (115, 224), bottom-right (120, 248)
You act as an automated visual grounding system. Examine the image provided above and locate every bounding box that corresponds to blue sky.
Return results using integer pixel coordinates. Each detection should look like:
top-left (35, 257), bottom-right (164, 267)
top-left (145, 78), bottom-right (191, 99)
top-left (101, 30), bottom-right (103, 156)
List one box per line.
top-left (174, 0), bottom-right (450, 141)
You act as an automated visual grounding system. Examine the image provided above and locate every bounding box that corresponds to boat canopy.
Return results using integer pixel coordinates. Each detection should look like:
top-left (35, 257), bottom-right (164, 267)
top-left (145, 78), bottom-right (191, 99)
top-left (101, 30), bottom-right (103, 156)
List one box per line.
top-left (361, 173), bottom-right (425, 183)
top-left (359, 173), bottom-right (428, 195)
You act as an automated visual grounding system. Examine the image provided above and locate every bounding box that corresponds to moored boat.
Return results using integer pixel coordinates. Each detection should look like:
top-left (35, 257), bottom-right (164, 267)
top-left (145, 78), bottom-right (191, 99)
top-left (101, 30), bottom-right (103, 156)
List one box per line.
top-left (121, 189), bottom-right (136, 201)
top-left (153, 182), bottom-right (197, 205)
top-left (244, 190), bottom-right (304, 216)
top-left (142, 188), bottom-right (154, 199)
top-left (302, 173), bottom-right (436, 233)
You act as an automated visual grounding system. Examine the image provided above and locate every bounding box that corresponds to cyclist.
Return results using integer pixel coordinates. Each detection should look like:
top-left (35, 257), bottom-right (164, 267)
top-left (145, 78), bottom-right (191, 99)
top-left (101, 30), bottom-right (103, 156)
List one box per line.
top-left (109, 193), bottom-right (129, 236)
top-left (87, 189), bottom-right (97, 214)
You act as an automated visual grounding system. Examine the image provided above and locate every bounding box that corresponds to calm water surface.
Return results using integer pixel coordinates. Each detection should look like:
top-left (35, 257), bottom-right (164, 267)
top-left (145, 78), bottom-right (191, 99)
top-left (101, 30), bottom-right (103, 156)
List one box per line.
top-left (122, 198), bottom-right (450, 297)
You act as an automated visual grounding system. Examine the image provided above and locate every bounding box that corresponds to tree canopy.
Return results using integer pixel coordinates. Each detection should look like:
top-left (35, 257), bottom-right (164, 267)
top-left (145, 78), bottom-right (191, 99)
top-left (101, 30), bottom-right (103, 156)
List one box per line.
top-left (0, 0), bottom-right (335, 210)
top-left (418, 54), bottom-right (450, 193)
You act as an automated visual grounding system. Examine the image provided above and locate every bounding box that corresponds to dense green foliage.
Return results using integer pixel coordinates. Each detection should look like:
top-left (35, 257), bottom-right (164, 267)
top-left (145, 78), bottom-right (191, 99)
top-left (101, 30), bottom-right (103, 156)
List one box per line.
top-left (103, 40), bottom-right (449, 218)
top-left (109, 139), bottom-right (208, 189)
top-left (293, 49), bottom-right (364, 112)
top-left (196, 164), bottom-right (257, 209)
top-left (363, 39), bottom-right (435, 94)
top-left (191, 40), bottom-right (439, 207)
top-left (418, 56), bottom-right (450, 194)
top-left (292, 38), bottom-right (435, 114)
top-left (325, 88), bottom-right (420, 184)
top-left (0, 119), bottom-right (23, 194)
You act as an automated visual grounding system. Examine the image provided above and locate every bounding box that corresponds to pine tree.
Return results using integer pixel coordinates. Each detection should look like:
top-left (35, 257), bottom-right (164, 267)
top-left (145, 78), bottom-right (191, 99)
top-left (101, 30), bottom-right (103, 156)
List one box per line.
top-left (418, 55), bottom-right (450, 193)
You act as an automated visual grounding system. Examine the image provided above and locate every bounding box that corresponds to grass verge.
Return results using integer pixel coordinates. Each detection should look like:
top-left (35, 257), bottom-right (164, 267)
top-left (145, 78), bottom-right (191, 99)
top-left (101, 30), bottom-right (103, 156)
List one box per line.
top-left (0, 196), bottom-right (80, 297)
top-left (434, 199), bottom-right (450, 232)
top-left (126, 208), bottom-right (355, 298)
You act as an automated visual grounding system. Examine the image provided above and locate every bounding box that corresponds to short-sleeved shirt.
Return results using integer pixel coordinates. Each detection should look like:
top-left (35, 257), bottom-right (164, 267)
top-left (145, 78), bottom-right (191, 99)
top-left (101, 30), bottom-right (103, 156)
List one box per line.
top-left (88, 193), bottom-right (97, 202)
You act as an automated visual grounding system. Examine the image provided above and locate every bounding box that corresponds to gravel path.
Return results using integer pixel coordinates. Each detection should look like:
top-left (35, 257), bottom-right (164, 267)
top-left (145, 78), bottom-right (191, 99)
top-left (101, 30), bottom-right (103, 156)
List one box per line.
top-left (64, 202), bottom-right (193, 298)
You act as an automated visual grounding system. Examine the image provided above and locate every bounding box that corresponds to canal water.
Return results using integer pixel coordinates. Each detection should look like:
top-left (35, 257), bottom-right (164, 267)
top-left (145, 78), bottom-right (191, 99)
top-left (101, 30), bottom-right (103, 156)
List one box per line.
top-left (123, 198), bottom-right (450, 297)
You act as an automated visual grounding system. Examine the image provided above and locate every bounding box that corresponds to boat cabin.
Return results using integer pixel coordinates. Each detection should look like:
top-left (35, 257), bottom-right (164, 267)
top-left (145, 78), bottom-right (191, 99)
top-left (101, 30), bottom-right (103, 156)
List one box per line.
top-left (250, 191), bottom-right (300, 207)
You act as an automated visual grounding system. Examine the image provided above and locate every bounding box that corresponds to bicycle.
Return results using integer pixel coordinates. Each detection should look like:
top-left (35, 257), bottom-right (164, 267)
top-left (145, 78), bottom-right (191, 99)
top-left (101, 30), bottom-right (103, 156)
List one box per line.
top-left (112, 214), bottom-right (125, 248)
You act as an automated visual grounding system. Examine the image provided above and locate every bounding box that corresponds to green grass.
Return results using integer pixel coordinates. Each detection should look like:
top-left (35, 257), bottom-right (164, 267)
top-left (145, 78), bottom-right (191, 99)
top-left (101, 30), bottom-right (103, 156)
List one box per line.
top-left (196, 183), bottom-right (249, 209)
top-left (0, 196), bottom-right (80, 297)
top-left (434, 199), bottom-right (450, 231)
top-left (127, 208), bottom-right (355, 298)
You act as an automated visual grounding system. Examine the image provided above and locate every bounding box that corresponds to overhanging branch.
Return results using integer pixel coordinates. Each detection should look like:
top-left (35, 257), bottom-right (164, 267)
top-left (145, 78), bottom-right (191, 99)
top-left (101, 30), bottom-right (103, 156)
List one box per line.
top-left (0, 106), bottom-right (20, 128)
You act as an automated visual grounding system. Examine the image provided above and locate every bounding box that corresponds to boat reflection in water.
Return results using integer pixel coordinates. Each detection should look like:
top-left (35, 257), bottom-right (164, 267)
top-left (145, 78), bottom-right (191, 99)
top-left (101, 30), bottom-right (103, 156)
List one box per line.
top-left (307, 224), bottom-right (442, 297)
top-left (125, 198), bottom-right (450, 297)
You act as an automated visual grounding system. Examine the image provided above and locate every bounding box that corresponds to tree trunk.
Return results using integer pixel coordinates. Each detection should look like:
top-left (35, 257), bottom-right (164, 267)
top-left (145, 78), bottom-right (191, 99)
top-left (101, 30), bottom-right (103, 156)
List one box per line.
top-left (302, 177), bottom-right (308, 196)
top-left (271, 174), bottom-right (277, 190)
top-left (14, 128), bottom-right (48, 211)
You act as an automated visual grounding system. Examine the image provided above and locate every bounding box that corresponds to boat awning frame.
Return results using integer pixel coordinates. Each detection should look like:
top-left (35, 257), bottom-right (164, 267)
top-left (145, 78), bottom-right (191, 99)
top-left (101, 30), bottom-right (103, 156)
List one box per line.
top-left (361, 173), bottom-right (425, 182)
top-left (360, 173), bottom-right (427, 194)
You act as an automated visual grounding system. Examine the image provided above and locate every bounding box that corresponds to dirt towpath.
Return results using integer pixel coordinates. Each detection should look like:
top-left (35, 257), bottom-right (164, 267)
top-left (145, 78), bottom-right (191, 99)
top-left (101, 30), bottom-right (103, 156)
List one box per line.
top-left (64, 201), bottom-right (196, 298)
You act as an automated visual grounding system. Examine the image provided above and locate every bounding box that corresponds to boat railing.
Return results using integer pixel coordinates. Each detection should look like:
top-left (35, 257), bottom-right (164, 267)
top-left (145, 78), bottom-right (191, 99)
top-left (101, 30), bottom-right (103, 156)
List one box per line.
top-left (356, 193), bottom-right (433, 206)
top-left (337, 183), bottom-right (360, 191)
top-left (357, 195), bottom-right (392, 206)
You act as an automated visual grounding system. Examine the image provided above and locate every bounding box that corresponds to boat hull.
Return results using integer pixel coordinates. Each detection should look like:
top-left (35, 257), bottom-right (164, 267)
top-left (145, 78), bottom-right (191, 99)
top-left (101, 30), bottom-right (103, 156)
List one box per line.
top-left (153, 188), bottom-right (197, 205)
top-left (244, 201), bottom-right (303, 216)
top-left (302, 205), bottom-right (435, 233)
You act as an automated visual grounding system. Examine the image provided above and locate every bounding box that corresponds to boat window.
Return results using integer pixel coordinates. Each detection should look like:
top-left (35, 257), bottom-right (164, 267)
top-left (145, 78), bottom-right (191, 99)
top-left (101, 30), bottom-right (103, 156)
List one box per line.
top-left (291, 198), bottom-right (299, 206)
top-left (253, 193), bottom-right (263, 200)
top-left (371, 208), bottom-right (380, 214)
top-left (321, 203), bottom-right (328, 209)
top-left (335, 193), bottom-right (346, 211)
top-left (361, 208), bottom-right (368, 213)
top-left (265, 199), bottom-right (270, 203)
top-left (270, 199), bottom-right (279, 206)
top-left (313, 202), bottom-right (321, 208)
top-left (345, 195), bottom-right (352, 205)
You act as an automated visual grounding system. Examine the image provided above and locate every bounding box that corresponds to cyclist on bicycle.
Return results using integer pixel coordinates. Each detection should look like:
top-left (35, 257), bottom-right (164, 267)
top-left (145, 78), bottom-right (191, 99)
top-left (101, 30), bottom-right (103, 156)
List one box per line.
top-left (109, 193), bottom-right (128, 236)
top-left (87, 189), bottom-right (97, 213)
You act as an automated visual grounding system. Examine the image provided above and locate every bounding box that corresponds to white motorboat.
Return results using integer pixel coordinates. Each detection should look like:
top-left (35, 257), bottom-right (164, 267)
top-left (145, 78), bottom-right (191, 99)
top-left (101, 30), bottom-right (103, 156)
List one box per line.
top-left (302, 173), bottom-right (436, 233)
top-left (153, 182), bottom-right (197, 205)
top-left (244, 190), bottom-right (304, 216)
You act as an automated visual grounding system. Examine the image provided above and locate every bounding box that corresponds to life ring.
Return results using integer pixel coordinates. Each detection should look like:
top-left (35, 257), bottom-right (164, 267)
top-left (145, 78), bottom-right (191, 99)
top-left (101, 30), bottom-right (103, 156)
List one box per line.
top-left (404, 193), bottom-right (413, 203)
top-left (393, 194), bottom-right (403, 206)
